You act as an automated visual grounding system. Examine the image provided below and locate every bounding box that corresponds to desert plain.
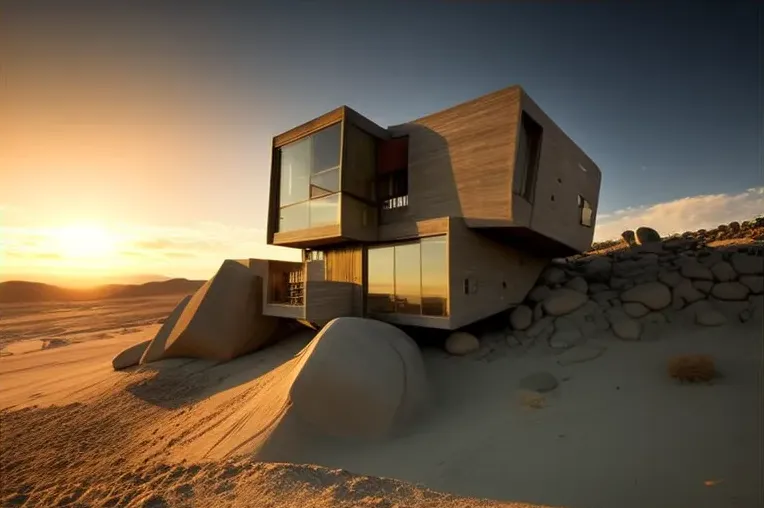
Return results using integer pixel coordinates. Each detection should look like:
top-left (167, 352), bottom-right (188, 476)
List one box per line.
top-left (1, 231), bottom-right (763, 508)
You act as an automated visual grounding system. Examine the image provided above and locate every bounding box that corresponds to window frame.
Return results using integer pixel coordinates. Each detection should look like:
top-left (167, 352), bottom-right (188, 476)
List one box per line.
top-left (577, 195), bottom-right (593, 227)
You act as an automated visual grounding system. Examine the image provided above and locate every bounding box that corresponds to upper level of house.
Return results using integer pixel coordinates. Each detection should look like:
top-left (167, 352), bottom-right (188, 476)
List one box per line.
top-left (266, 85), bottom-right (602, 254)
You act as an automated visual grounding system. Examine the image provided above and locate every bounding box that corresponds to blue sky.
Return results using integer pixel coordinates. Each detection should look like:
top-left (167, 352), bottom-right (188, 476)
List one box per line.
top-left (0, 0), bottom-right (761, 284)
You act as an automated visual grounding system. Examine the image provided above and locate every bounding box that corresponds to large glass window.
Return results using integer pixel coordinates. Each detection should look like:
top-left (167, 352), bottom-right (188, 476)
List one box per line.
top-left (278, 123), bottom-right (342, 232)
top-left (367, 235), bottom-right (448, 317)
top-left (367, 247), bottom-right (395, 313)
top-left (395, 242), bottom-right (421, 314)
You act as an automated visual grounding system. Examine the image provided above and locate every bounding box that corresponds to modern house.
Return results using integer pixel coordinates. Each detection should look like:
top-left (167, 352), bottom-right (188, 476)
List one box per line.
top-left (254, 85), bottom-right (602, 330)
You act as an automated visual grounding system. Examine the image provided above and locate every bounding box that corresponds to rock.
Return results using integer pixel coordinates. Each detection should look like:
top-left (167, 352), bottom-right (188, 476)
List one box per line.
top-left (698, 251), bottom-right (723, 268)
top-left (739, 275), bottom-right (763, 294)
top-left (584, 257), bottom-right (612, 281)
top-left (609, 277), bottom-right (631, 290)
top-left (565, 276), bottom-right (588, 294)
top-left (542, 266), bottom-right (567, 285)
top-left (592, 290), bottom-right (619, 306)
top-left (730, 253), bottom-right (763, 275)
top-left (728, 221), bottom-right (741, 233)
top-left (693, 280), bottom-right (714, 294)
top-left (711, 281), bottom-right (750, 301)
top-left (620, 282), bottom-right (671, 310)
top-left (526, 316), bottom-right (554, 339)
top-left (549, 329), bottom-right (581, 349)
top-left (611, 316), bottom-right (642, 340)
top-left (533, 302), bottom-right (545, 321)
top-left (444, 332), bottom-right (479, 355)
top-left (509, 305), bottom-right (533, 331)
top-left (112, 340), bottom-right (151, 370)
top-left (556, 345), bottom-right (607, 366)
top-left (623, 302), bottom-right (650, 318)
top-left (290, 317), bottom-right (427, 439)
top-left (543, 289), bottom-right (588, 316)
top-left (696, 307), bottom-right (727, 327)
top-left (739, 308), bottom-right (753, 323)
top-left (658, 270), bottom-right (684, 288)
top-left (642, 311), bottom-right (668, 324)
top-left (710, 261), bottom-right (737, 282)
top-left (672, 278), bottom-right (706, 309)
top-left (635, 226), bottom-right (661, 245)
top-left (519, 372), bottom-right (558, 393)
top-left (680, 259), bottom-right (714, 280)
top-left (588, 283), bottom-right (610, 294)
top-left (528, 285), bottom-right (551, 303)
top-left (621, 230), bottom-right (637, 246)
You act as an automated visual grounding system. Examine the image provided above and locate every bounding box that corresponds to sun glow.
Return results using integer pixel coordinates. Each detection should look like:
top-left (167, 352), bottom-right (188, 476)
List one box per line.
top-left (51, 224), bottom-right (119, 260)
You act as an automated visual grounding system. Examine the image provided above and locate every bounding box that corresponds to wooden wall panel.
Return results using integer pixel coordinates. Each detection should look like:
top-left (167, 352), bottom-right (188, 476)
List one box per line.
top-left (325, 245), bottom-right (364, 316)
top-left (387, 86), bottom-right (522, 225)
top-left (448, 218), bottom-right (546, 329)
top-left (519, 91), bottom-right (602, 252)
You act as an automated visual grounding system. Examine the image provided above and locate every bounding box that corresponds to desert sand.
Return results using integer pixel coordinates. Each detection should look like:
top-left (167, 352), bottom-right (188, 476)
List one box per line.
top-left (1, 227), bottom-right (763, 508)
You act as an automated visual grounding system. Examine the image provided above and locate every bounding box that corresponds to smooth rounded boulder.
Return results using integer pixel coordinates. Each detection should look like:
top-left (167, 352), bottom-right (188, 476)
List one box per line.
top-left (288, 317), bottom-right (428, 439)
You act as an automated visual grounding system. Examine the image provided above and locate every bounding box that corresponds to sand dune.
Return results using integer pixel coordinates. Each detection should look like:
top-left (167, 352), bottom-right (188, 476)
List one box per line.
top-left (1, 312), bottom-right (761, 507)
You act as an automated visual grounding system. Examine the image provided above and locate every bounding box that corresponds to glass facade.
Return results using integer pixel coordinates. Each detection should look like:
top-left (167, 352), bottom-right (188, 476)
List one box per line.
top-left (278, 123), bottom-right (342, 233)
top-left (367, 236), bottom-right (448, 317)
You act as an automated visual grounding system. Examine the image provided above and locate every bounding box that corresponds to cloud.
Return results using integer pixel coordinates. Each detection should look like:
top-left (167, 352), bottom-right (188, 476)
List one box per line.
top-left (594, 187), bottom-right (764, 242)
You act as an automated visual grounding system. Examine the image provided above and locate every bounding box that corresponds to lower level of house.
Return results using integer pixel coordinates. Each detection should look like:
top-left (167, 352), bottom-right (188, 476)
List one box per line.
top-left (246, 217), bottom-right (551, 330)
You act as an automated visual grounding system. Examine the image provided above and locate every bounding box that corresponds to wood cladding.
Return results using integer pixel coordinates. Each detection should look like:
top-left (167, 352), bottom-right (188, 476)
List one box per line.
top-left (274, 108), bottom-right (344, 148)
top-left (325, 246), bottom-right (364, 315)
top-left (387, 86), bottom-right (522, 225)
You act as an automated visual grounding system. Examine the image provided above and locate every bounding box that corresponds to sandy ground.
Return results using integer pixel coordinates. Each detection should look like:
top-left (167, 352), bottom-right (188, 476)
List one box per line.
top-left (1, 297), bottom-right (762, 507)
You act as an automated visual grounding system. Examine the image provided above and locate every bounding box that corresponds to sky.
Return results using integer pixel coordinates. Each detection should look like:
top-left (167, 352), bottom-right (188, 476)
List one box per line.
top-left (0, 0), bottom-right (761, 286)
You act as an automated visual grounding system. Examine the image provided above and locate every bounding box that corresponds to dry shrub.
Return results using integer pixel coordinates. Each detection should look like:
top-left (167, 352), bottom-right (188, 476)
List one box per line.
top-left (668, 354), bottom-right (717, 383)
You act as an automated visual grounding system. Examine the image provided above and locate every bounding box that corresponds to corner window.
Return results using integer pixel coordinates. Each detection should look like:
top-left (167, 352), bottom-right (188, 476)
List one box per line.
top-left (278, 123), bottom-right (342, 233)
top-left (305, 249), bottom-right (324, 262)
top-left (578, 195), bottom-right (593, 227)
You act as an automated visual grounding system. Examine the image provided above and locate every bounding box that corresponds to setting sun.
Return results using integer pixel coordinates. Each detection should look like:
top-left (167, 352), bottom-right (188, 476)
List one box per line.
top-left (51, 224), bottom-right (119, 260)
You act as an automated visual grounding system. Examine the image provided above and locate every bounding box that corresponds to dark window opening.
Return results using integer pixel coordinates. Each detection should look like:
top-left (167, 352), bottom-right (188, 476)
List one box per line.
top-left (378, 168), bottom-right (409, 210)
top-left (514, 112), bottom-right (543, 202)
top-left (463, 278), bottom-right (470, 295)
top-left (578, 195), bottom-right (593, 227)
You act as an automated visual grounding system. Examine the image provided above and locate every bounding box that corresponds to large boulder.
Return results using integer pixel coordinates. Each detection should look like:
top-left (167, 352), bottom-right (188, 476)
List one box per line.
top-left (635, 227), bottom-right (661, 245)
top-left (620, 282), bottom-right (671, 310)
top-left (711, 261), bottom-right (737, 282)
top-left (152, 260), bottom-right (283, 362)
top-left (112, 340), bottom-right (151, 371)
top-left (289, 317), bottom-right (427, 439)
top-left (140, 295), bottom-right (192, 364)
top-left (679, 259), bottom-right (714, 281)
top-left (740, 275), bottom-right (763, 294)
top-left (543, 289), bottom-right (588, 316)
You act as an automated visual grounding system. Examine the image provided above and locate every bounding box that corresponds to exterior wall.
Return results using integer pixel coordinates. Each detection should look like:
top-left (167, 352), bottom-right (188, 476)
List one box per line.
top-left (519, 91), bottom-right (602, 253)
top-left (387, 86), bottom-right (522, 226)
top-left (305, 281), bottom-right (354, 321)
top-left (377, 217), bottom-right (449, 243)
top-left (324, 245), bottom-right (364, 316)
top-left (448, 218), bottom-right (547, 329)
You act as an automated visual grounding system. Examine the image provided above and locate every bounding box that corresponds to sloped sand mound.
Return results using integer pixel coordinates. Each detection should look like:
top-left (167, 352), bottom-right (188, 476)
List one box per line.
top-left (149, 317), bottom-right (429, 463)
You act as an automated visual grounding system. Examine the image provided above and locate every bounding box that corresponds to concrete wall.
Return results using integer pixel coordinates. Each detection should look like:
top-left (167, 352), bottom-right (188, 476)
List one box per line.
top-left (448, 218), bottom-right (547, 329)
top-left (519, 91), bottom-right (602, 253)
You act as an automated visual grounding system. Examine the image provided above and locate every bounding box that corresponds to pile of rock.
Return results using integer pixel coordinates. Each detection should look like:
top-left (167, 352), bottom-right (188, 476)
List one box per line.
top-left (445, 224), bottom-right (763, 355)
top-left (589, 217), bottom-right (764, 252)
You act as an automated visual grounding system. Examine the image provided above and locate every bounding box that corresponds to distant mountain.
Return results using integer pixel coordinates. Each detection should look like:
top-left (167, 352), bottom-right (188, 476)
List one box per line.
top-left (0, 278), bottom-right (206, 304)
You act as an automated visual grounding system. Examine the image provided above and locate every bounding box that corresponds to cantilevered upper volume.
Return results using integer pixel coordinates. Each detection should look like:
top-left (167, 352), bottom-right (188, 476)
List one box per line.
top-left (266, 85), bottom-right (601, 256)
top-left (260, 85), bottom-right (602, 330)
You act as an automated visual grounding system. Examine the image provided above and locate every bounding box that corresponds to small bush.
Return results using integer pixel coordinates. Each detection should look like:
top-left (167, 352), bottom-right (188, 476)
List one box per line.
top-left (668, 354), bottom-right (717, 383)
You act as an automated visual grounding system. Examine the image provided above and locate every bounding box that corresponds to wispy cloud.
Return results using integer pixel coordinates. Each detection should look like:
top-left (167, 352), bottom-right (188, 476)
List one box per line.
top-left (594, 187), bottom-right (764, 242)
